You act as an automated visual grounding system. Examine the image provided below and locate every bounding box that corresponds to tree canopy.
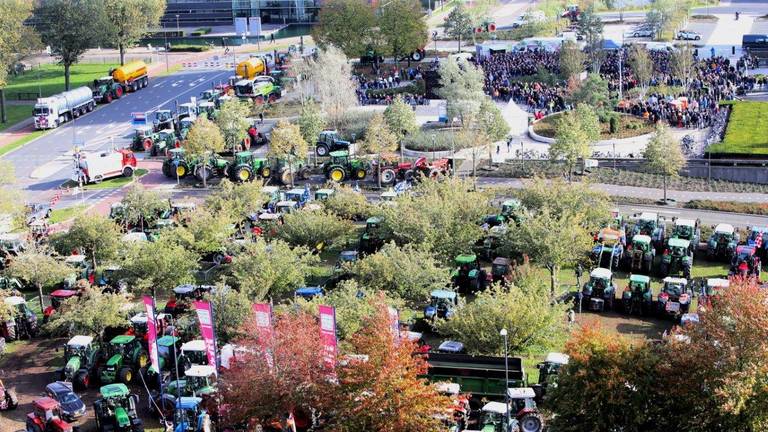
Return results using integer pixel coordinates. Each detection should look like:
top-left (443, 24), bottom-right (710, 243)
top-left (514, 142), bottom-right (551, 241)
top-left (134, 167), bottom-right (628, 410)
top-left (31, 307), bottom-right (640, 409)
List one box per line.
top-left (45, 285), bottom-right (132, 340)
top-left (102, 0), bottom-right (165, 65)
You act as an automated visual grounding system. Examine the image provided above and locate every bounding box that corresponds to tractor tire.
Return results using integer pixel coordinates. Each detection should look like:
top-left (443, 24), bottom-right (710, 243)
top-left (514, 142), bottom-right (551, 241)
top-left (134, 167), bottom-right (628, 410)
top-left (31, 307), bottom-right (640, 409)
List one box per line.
top-left (105, 93), bottom-right (113, 103)
top-left (355, 168), bottom-right (367, 180)
top-left (254, 95), bottom-right (265, 105)
top-left (122, 166), bottom-right (134, 177)
top-left (519, 413), bottom-right (543, 432)
top-left (328, 167), bottom-right (346, 182)
top-left (259, 166), bottom-right (271, 178)
top-left (5, 389), bottom-right (18, 409)
top-left (428, 168), bottom-right (441, 178)
top-left (142, 138), bottom-right (153, 152)
top-left (175, 162), bottom-right (189, 179)
top-left (380, 169), bottom-right (396, 185)
top-left (316, 145), bottom-right (329, 157)
top-left (411, 50), bottom-right (423, 61)
top-left (195, 165), bottom-right (213, 182)
top-left (137, 350), bottom-right (149, 368)
top-left (74, 369), bottom-right (90, 390)
top-left (232, 165), bottom-right (253, 182)
top-left (115, 86), bottom-right (123, 98)
top-left (29, 422), bottom-right (42, 432)
top-left (404, 170), bottom-right (415, 182)
top-left (300, 167), bottom-right (311, 180)
top-left (268, 93), bottom-right (277, 103)
top-left (118, 367), bottom-right (133, 384)
top-left (280, 169), bottom-right (293, 185)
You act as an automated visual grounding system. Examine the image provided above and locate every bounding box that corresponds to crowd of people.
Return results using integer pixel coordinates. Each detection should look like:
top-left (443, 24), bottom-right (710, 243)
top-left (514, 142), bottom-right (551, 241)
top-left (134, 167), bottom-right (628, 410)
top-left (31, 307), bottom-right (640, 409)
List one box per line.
top-left (353, 65), bottom-right (427, 106)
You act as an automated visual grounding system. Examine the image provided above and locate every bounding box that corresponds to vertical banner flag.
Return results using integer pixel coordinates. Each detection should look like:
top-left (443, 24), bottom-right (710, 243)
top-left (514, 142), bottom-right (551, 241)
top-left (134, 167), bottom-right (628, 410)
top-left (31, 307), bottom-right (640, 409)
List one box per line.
top-left (142, 296), bottom-right (160, 373)
top-left (388, 306), bottom-right (400, 344)
top-left (193, 301), bottom-right (218, 375)
top-left (252, 303), bottom-right (274, 346)
top-left (318, 305), bottom-right (338, 369)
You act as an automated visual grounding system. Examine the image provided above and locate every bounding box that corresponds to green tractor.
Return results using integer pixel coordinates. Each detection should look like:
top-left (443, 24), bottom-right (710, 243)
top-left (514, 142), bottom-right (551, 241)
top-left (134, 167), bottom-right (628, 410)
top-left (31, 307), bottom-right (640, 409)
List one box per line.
top-left (660, 238), bottom-right (693, 279)
top-left (227, 151), bottom-right (271, 182)
top-left (315, 130), bottom-right (350, 157)
top-left (474, 401), bottom-right (520, 432)
top-left (706, 223), bottom-right (739, 262)
top-left (269, 158), bottom-right (311, 185)
top-left (581, 267), bottom-right (616, 311)
top-left (358, 217), bottom-right (385, 256)
top-left (162, 148), bottom-right (191, 179)
top-left (670, 218), bottom-right (700, 247)
top-left (61, 335), bottom-right (101, 390)
top-left (658, 277), bottom-right (692, 318)
top-left (621, 274), bottom-right (653, 316)
top-left (93, 384), bottom-right (144, 432)
top-left (92, 76), bottom-right (124, 103)
top-left (622, 234), bottom-right (655, 275)
top-left (451, 254), bottom-right (489, 294)
top-left (323, 151), bottom-right (370, 182)
top-left (165, 365), bottom-right (217, 398)
top-left (196, 101), bottom-right (218, 120)
top-left (192, 154), bottom-right (231, 183)
top-left (153, 110), bottom-right (175, 132)
top-left (98, 335), bottom-right (149, 385)
top-left (132, 128), bottom-right (179, 156)
top-left (143, 335), bottom-right (181, 385)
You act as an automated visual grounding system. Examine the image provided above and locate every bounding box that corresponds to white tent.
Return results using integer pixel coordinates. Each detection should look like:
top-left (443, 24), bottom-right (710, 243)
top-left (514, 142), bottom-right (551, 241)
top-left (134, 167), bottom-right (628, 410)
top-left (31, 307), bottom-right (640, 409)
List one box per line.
top-left (501, 100), bottom-right (530, 136)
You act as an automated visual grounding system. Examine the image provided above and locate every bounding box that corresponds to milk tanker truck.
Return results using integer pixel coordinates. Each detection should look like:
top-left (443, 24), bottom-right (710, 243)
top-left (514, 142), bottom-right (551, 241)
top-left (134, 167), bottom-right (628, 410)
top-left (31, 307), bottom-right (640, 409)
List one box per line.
top-left (92, 61), bottom-right (149, 103)
top-left (33, 87), bottom-right (95, 130)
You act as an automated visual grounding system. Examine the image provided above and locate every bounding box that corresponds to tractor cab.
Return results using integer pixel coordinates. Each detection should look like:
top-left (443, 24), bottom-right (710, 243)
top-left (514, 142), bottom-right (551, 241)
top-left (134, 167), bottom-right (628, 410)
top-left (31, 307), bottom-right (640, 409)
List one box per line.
top-left (261, 186), bottom-right (281, 205)
top-left (148, 335), bottom-right (181, 376)
top-left (27, 397), bottom-right (73, 432)
top-left (275, 200), bottom-right (298, 215)
top-left (44, 289), bottom-right (79, 322)
top-left (153, 109), bottom-right (174, 131)
top-left (284, 188), bottom-right (309, 207)
top-left (165, 284), bottom-right (212, 316)
top-left (582, 268), bottom-right (616, 311)
top-left (359, 217), bottom-right (384, 255)
top-left (179, 340), bottom-right (209, 369)
top-left (592, 227), bottom-right (625, 270)
top-left (132, 125), bottom-right (153, 147)
top-left (335, 250), bottom-right (358, 271)
top-left (177, 103), bottom-right (198, 121)
top-left (451, 254), bottom-right (488, 294)
top-left (631, 212), bottom-right (665, 251)
top-left (295, 286), bottom-right (325, 300)
top-left (62, 335), bottom-right (99, 389)
top-left (173, 397), bottom-right (207, 432)
top-left (424, 289), bottom-right (458, 321)
top-left (315, 188), bottom-right (335, 201)
top-left (491, 257), bottom-right (512, 285)
top-left (128, 312), bottom-right (169, 343)
top-left (199, 89), bottom-right (221, 105)
top-left (2, 295), bottom-right (38, 340)
top-left (621, 274), bottom-right (652, 315)
top-left (661, 238), bottom-right (692, 279)
top-left (94, 384), bottom-right (142, 432)
top-left (99, 265), bottom-right (127, 294)
top-left (177, 118), bottom-right (195, 140)
top-left (671, 218), bottom-right (700, 245)
top-left (506, 387), bottom-right (543, 432)
top-left (316, 130), bottom-right (351, 157)
top-left (197, 101), bottom-right (217, 120)
top-left (609, 208), bottom-right (623, 229)
top-left (659, 277), bottom-right (691, 316)
top-left (474, 401), bottom-right (520, 432)
top-left (624, 234), bottom-right (654, 274)
top-left (323, 150), bottom-right (370, 183)
top-left (533, 352), bottom-right (569, 401)
top-left (730, 245), bottom-right (761, 277)
top-left (62, 255), bottom-right (94, 288)
top-left (251, 213), bottom-right (281, 238)
top-left (172, 365), bottom-right (217, 397)
top-left (707, 224), bottom-right (738, 261)
top-left (100, 335), bottom-right (147, 384)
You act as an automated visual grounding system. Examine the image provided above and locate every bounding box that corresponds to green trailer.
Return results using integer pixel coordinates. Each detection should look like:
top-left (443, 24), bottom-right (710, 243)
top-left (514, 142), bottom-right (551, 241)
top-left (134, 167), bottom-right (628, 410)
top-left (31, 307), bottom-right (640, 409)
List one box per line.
top-left (426, 352), bottom-right (526, 398)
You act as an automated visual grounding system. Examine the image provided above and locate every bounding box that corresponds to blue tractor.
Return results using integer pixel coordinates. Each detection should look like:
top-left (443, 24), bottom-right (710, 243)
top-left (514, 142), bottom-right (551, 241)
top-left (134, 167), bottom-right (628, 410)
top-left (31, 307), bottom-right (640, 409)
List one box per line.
top-left (423, 290), bottom-right (459, 322)
top-left (172, 397), bottom-right (211, 432)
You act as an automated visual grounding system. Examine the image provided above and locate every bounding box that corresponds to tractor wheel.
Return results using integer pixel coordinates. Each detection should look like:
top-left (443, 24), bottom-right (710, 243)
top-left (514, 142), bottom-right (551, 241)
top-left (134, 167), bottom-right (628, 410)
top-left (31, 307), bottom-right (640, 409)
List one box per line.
top-left (280, 169), bottom-right (293, 185)
top-left (115, 86), bottom-right (124, 98)
top-left (411, 50), bottom-right (423, 61)
top-left (6, 389), bottom-right (18, 409)
top-left (355, 168), bottom-right (366, 180)
top-left (329, 167), bottom-right (346, 182)
top-left (268, 93), bottom-right (277, 103)
top-left (176, 162), bottom-right (189, 178)
top-left (428, 168), bottom-right (441, 178)
top-left (105, 93), bottom-right (113, 103)
top-left (74, 369), bottom-right (90, 390)
top-left (142, 77), bottom-right (149, 88)
top-left (137, 350), bottom-right (149, 368)
top-left (142, 138), bottom-right (153, 152)
top-left (404, 170), bottom-right (415, 182)
top-left (195, 165), bottom-right (213, 182)
top-left (254, 95), bottom-right (265, 105)
top-left (233, 165), bottom-right (253, 182)
top-left (316, 145), bottom-right (329, 157)
top-left (260, 166), bottom-right (271, 178)
top-left (122, 166), bottom-right (134, 177)
top-left (29, 422), bottom-right (42, 432)
top-left (300, 167), bottom-right (311, 180)
top-left (519, 413), bottom-right (543, 432)
top-left (87, 102), bottom-right (94, 112)
top-left (118, 367), bottom-right (133, 384)
top-left (380, 169), bottom-right (396, 185)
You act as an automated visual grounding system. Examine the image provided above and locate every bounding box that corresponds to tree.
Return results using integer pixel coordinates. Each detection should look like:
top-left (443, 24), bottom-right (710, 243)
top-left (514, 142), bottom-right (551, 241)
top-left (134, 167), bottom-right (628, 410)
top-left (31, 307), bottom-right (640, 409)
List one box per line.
top-left (312, 0), bottom-right (376, 58)
top-left (643, 123), bottom-right (684, 202)
top-left (515, 178), bottom-right (611, 232)
top-left (569, 73), bottom-right (610, 113)
top-left (297, 99), bottom-right (326, 145)
top-left (383, 95), bottom-right (418, 142)
top-left (120, 184), bottom-right (169, 230)
top-left (671, 43), bottom-right (695, 87)
top-left (550, 105), bottom-right (599, 181)
top-left (34, 0), bottom-right (105, 90)
top-left (478, 97), bottom-right (510, 168)
top-left (118, 235), bottom-right (198, 297)
top-left (7, 245), bottom-right (73, 312)
top-left (219, 311), bottom-right (337, 427)
top-left (45, 285), bottom-right (132, 340)
top-left (443, 4), bottom-right (473, 52)
top-left (204, 283), bottom-right (251, 344)
top-left (206, 179), bottom-right (270, 221)
top-left (349, 242), bottom-right (449, 302)
top-left (174, 208), bottom-right (235, 258)
top-left (436, 284), bottom-right (568, 355)
top-left (184, 117), bottom-right (225, 188)
top-left (322, 186), bottom-right (380, 221)
top-left (335, 303), bottom-right (452, 431)
top-left (576, 5), bottom-right (604, 70)
top-left (628, 44), bottom-right (653, 99)
top-left (361, 113), bottom-right (398, 187)
top-left (50, 214), bottom-right (121, 268)
top-left (268, 120), bottom-right (308, 187)
top-left (559, 40), bottom-right (586, 81)
top-left (277, 208), bottom-right (354, 251)
top-left (102, 0), bottom-right (165, 65)
top-left (215, 98), bottom-right (251, 153)
top-left (313, 47), bottom-right (359, 127)
top-left (436, 57), bottom-right (486, 127)
top-left (229, 239), bottom-right (318, 301)
top-left (0, 0), bottom-right (37, 123)
top-left (379, 0), bottom-right (428, 65)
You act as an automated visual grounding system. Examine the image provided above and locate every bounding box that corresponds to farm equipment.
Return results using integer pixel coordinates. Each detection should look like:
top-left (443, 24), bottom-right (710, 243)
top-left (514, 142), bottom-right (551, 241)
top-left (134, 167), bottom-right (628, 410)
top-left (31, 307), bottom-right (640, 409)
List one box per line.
top-left (562, 4), bottom-right (581, 21)
top-left (172, 397), bottom-right (211, 432)
top-left (43, 290), bottom-right (78, 323)
top-left (269, 158), bottom-right (311, 185)
top-left (0, 378), bottom-right (18, 410)
top-left (700, 278), bottom-right (729, 305)
top-left (730, 245), bottom-right (761, 278)
top-left (93, 61), bottom-right (149, 103)
top-left (591, 227), bottom-right (625, 270)
top-left (295, 286), bottom-right (325, 300)
top-left (234, 76), bottom-right (282, 103)
top-left (660, 238), bottom-right (693, 279)
top-left (93, 384), bottom-right (143, 432)
top-left (34, 86), bottom-right (95, 129)
top-left (236, 57), bottom-right (268, 79)
top-left (179, 340), bottom-right (209, 369)
top-left (622, 234), bottom-right (655, 274)
top-left (284, 188), bottom-right (311, 207)
top-left (62, 254), bottom-right (94, 289)
top-left (479, 225), bottom-right (506, 260)
top-left (152, 110), bottom-right (174, 131)
top-left (162, 148), bottom-right (191, 179)
top-left (227, 151), bottom-right (271, 182)
top-left (142, 337), bottom-right (179, 384)
top-left (315, 188), bottom-right (335, 200)
top-left (132, 128), bottom-right (179, 156)
top-left (424, 290), bottom-right (459, 321)
top-left (491, 257), bottom-right (513, 285)
top-left (451, 254), bottom-right (489, 294)
top-left (471, 401), bottom-right (521, 432)
top-left (165, 285), bottom-right (213, 317)
top-left (621, 274), bottom-right (652, 316)
top-left (60, 335), bottom-right (101, 390)
top-left (98, 335), bottom-right (149, 384)
top-left (581, 268), bottom-right (616, 311)
top-left (177, 102), bottom-right (198, 122)
top-left (379, 156), bottom-right (452, 185)
top-left (658, 277), bottom-right (692, 318)
top-left (165, 365), bottom-right (217, 398)
top-left (199, 89), bottom-right (221, 105)
top-left (706, 224), bottom-right (739, 261)
top-left (746, 226), bottom-right (768, 257)
top-left (323, 151), bottom-right (370, 182)
top-left (193, 155), bottom-right (231, 183)
top-left (507, 387), bottom-right (544, 432)
top-left (359, 217), bottom-right (385, 255)
top-left (1, 296), bottom-right (38, 340)
top-left (316, 130), bottom-right (350, 157)
top-left (25, 397), bottom-right (74, 432)
top-left (532, 352), bottom-right (569, 402)
top-left (629, 212), bottom-right (665, 252)
top-left (73, 149), bottom-right (137, 184)
top-left (197, 101), bottom-right (218, 120)
top-left (670, 218), bottom-right (700, 247)
top-left (426, 352), bottom-right (526, 397)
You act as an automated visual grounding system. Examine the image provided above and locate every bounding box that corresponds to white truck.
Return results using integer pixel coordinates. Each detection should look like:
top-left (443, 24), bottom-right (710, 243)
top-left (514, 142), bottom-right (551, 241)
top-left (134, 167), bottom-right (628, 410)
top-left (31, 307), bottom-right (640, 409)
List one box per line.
top-left (33, 86), bottom-right (95, 130)
top-left (72, 149), bottom-right (137, 184)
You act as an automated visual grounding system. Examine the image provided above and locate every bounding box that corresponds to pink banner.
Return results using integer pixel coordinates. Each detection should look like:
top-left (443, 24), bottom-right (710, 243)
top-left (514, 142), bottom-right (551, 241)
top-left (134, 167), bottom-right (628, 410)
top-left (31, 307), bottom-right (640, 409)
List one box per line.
top-left (142, 296), bottom-right (160, 373)
top-left (252, 303), bottom-right (274, 346)
top-left (388, 306), bottom-right (400, 345)
top-left (318, 305), bottom-right (337, 369)
top-left (193, 301), bottom-right (218, 376)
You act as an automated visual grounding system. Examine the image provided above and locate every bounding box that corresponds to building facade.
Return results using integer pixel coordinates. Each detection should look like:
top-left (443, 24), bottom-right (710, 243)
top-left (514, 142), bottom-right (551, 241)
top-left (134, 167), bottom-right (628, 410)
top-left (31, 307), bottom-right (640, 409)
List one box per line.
top-left (162, 0), bottom-right (320, 27)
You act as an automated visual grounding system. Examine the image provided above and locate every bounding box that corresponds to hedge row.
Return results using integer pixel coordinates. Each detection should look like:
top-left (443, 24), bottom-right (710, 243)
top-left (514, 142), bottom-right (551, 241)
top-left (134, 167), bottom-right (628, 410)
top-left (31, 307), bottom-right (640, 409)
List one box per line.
top-left (684, 200), bottom-right (768, 216)
top-left (168, 44), bottom-right (211, 52)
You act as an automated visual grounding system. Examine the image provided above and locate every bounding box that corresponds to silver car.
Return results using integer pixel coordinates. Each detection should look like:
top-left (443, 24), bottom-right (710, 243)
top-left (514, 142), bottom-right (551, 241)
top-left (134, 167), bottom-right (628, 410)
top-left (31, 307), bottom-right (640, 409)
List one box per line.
top-left (676, 30), bottom-right (701, 40)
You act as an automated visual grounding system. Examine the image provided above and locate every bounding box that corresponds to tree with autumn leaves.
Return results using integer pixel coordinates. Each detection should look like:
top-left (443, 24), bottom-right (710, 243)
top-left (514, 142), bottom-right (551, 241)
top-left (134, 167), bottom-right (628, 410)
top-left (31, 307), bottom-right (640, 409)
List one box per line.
top-left (218, 297), bottom-right (450, 430)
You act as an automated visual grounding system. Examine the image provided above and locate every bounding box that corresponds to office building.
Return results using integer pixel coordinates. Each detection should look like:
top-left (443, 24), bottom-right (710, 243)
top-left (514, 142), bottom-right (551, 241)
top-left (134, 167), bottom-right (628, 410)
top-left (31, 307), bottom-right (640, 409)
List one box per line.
top-left (161, 0), bottom-right (320, 27)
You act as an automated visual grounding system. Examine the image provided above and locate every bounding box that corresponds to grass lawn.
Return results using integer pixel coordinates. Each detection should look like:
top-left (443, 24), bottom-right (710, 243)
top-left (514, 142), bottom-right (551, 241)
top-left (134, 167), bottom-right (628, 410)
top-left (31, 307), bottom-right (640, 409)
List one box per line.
top-left (707, 101), bottom-right (768, 155)
top-left (0, 105), bottom-right (33, 132)
top-left (0, 130), bottom-right (46, 156)
top-left (4, 63), bottom-right (119, 100)
top-left (61, 169), bottom-right (148, 190)
top-left (533, 113), bottom-right (655, 140)
top-left (49, 204), bottom-right (87, 224)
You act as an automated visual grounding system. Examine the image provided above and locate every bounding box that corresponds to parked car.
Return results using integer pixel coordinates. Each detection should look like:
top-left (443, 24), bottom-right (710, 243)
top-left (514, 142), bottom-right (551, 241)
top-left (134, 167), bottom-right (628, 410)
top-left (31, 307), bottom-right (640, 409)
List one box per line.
top-left (676, 30), bottom-right (701, 40)
top-left (629, 27), bottom-right (655, 38)
top-left (44, 381), bottom-right (86, 422)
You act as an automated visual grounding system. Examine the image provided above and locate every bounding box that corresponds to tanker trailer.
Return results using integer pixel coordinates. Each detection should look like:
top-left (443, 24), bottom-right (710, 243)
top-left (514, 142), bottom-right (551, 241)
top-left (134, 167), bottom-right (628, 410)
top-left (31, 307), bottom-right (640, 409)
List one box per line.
top-left (33, 87), bottom-right (95, 130)
top-left (235, 57), bottom-right (268, 79)
top-left (93, 61), bottom-right (149, 103)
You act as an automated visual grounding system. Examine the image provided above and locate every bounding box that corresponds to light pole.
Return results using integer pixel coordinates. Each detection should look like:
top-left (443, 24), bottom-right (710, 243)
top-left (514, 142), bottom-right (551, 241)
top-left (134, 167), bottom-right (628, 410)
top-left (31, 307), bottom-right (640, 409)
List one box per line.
top-left (163, 22), bottom-right (169, 72)
top-left (500, 328), bottom-right (511, 431)
top-left (176, 14), bottom-right (180, 36)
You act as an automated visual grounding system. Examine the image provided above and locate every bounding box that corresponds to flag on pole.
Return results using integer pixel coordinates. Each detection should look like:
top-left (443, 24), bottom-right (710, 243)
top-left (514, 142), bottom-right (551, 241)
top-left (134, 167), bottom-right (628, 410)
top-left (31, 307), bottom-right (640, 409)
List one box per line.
top-left (142, 296), bottom-right (160, 373)
top-left (318, 305), bottom-right (337, 370)
top-left (193, 301), bottom-right (218, 376)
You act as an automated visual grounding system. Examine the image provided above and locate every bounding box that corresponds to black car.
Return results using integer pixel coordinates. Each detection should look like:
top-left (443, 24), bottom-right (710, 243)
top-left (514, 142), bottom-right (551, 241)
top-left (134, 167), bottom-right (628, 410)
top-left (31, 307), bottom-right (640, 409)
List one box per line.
top-left (45, 381), bottom-right (86, 421)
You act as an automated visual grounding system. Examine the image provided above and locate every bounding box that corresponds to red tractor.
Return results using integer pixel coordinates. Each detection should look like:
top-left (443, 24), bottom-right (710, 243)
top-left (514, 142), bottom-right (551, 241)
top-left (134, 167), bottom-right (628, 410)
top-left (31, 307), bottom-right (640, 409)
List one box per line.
top-left (25, 397), bottom-right (73, 432)
top-left (43, 290), bottom-right (79, 323)
top-left (378, 157), bottom-right (453, 185)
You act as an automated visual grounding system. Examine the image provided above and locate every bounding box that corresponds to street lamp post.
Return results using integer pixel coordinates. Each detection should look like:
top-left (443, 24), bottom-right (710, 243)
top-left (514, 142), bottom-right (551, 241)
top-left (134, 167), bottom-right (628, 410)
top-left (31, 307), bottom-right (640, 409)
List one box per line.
top-left (500, 328), bottom-right (511, 431)
top-left (163, 22), bottom-right (169, 72)
top-left (176, 14), bottom-right (180, 36)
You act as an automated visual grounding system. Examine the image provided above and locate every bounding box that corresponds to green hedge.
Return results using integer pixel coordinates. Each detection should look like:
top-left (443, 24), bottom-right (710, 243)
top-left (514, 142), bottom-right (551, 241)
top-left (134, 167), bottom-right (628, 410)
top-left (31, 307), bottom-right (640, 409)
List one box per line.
top-left (168, 44), bottom-right (211, 52)
top-left (402, 129), bottom-right (475, 152)
top-left (191, 27), bottom-right (212, 36)
top-left (684, 200), bottom-right (768, 216)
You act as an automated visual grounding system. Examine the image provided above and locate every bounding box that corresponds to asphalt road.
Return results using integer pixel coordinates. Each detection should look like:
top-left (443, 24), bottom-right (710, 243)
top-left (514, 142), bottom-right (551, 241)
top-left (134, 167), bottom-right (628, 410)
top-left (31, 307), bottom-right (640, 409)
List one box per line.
top-left (5, 68), bottom-right (233, 202)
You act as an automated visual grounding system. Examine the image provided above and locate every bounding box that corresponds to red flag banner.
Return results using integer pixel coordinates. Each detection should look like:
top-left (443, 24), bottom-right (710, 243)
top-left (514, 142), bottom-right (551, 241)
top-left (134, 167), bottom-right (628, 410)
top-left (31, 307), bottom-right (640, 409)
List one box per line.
top-left (318, 305), bottom-right (337, 369)
top-left (193, 300), bottom-right (218, 375)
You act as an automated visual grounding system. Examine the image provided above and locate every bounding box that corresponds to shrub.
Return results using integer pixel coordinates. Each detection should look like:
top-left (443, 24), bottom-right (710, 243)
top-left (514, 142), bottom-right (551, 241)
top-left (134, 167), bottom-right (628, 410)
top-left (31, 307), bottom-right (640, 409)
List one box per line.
top-left (168, 44), bottom-right (211, 52)
top-left (684, 200), bottom-right (768, 216)
top-left (366, 80), bottom-right (426, 98)
top-left (337, 110), bottom-right (377, 141)
top-left (191, 27), bottom-right (212, 36)
top-left (401, 129), bottom-right (475, 152)
top-left (609, 116), bottom-right (619, 134)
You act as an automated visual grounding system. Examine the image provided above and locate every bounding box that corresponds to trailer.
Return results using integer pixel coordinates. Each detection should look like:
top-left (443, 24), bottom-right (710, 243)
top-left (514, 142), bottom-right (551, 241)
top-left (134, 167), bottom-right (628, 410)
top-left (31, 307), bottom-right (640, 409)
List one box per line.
top-left (72, 149), bottom-right (137, 184)
top-left (426, 352), bottom-right (527, 397)
top-left (92, 61), bottom-right (149, 103)
top-left (33, 87), bottom-right (95, 129)
top-left (235, 57), bottom-right (268, 79)
top-left (234, 76), bottom-right (283, 103)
